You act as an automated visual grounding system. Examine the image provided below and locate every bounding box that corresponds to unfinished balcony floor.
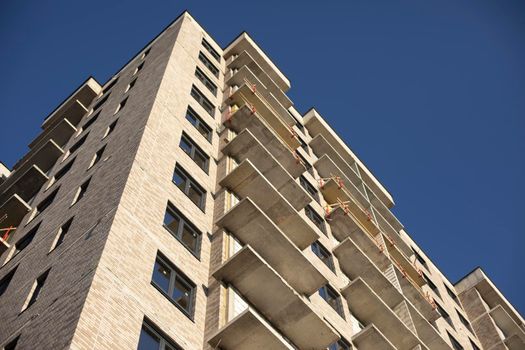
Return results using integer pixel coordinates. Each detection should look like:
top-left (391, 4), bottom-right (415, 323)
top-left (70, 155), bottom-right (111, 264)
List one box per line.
top-left (208, 308), bottom-right (294, 350)
top-left (29, 118), bottom-right (77, 150)
top-left (217, 198), bottom-right (323, 293)
top-left (220, 160), bottom-right (319, 242)
top-left (213, 246), bottom-right (339, 349)
top-left (352, 324), bottom-right (396, 350)
top-left (0, 194), bottom-right (31, 228)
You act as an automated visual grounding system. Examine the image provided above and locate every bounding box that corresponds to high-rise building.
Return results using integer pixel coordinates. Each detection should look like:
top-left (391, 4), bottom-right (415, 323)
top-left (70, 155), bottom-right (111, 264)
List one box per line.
top-left (0, 11), bottom-right (522, 350)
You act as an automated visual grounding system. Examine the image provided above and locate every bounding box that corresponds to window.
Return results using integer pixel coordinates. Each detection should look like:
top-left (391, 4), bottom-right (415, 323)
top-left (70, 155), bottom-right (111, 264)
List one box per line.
top-left (194, 67), bottom-right (217, 96)
top-left (34, 188), bottom-right (59, 217)
top-left (179, 134), bottom-right (209, 173)
top-left (134, 62), bottom-right (144, 75)
top-left (125, 78), bottom-right (137, 93)
top-left (298, 135), bottom-right (309, 154)
top-left (103, 119), bottom-right (118, 138)
top-left (457, 310), bottom-right (473, 333)
top-left (201, 38), bottom-right (220, 62)
top-left (328, 338), bottom-right (352, 350)
top-left (3, 335), bottom-right (20, 350)
top-left (289, 111), bottom-right (305, 134)
top-left (311, 241), bottom-right (335, 272)
top-left (185, 107), bottom-right (212, 142)
top-left (138, 320), bottom-right (182, 350)
top-left (423, 273), bottom-right (441, 298)
top-left (114, 97), bottom-right (128, 114)
top-left (54, 158), bottom-right (75, 182)
top-left (172, 165), bottom-right (206, 210)
top-left (88, 145), bottom-right (106, 169)
top-left (412, 247), bottom-right (428, 269)
top-left (92, 94), bottom-right (110, 111)
top-left (198, 52), bottom-right (219, 79)
top-left (319, 284), bottom-right (345, 318)
top-left (0, 266), bottom-right (17, 297)
top-left (22, 270), bottom-right (50, 311)
top-left (163, 203), bottom-right (201, 255)
top-left (141, 48), bottom-right (151, 60)
top-left (445, 284), bottom-right (460, 304)
top-left (50, 218), bottom-right (73, 251)
top-left (71, 178), bottom-right (91, 206)
top-left (305, 205), bottom-right (325, 233)
top-left (190, 85), bottom-right (215, 116)
top-left (69, 133), bottom-right (89, 155)
top-left (300, 176), bottom-right (319, 202)
top-left (102, 78), bottom-right (119, 94)
top-left (436, 303), bottom-right (454, 328)
top-left (447, 331), bottom-right (464, 350)
top-left (13, 223), bottom-right (39, 257)
top-left (469, 338), bottom-right (480, 350)
top-left (151, 254), bottom-right (196, 318)
top-left (297, 152), bottom-right (314, 176)
top-left (81, 112), bottom-right (100, 131)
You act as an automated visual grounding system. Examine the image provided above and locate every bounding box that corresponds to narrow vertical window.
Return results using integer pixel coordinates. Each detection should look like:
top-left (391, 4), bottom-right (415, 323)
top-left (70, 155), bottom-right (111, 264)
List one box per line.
top-left (0, 266), bottom-right (17, 297)
top-left (185, 107), bottom-right (212, 142)
top-left (447, 331), bottom-right (464, 350)
top-left (319, 284), bottom-right (345, 319)
top-left (201, 38), bottom-right (221, 62)
top-left (125, 78), bottom-right (137, 93)
top-left (71, 178), bottom-right (91, 206)
top-left (3, 335), bottom-right (20, 350)
top-left (134, 62), bottom-right (144, 75)
top-left (311, 241), bottom-right (335, 272)
top-left (163, 203), bottom-right (201, 256)
top-left (22, 270), bottom-right (50, 311)
top-left (305, 205), bottom-right (325, 233)
top-left (114, 97), bottom-right (128, 114)
top-left (194, 67), bottom-right (217, 96)
top-left (179, 133), bottom-right (209, 173)
top-left (172, 165), bottom-right (206, 210)
top-left (81, 112), bottom-right (100, 131)
top-left (103, 119), bottom-right (118, 139)
top-left (190, 85), bottom-right (215, 116)
top-left (12, 223), bottom-right (40, 257)
top-left (50, 218), bottom-right (73, 251)
top-left (88, 145), bottom-right (106, 169)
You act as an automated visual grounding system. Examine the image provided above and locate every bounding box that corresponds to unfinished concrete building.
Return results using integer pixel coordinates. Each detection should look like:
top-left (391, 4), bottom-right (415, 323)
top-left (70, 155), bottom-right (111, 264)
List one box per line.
top-left (0, 11), bottom-right (522, 350)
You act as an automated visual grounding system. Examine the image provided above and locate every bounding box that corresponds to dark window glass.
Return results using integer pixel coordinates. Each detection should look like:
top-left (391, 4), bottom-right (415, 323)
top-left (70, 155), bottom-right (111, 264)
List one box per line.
top-left (412, 247), bottom-right (428, 269)
top-left (300, 176), bottom-right (319, 202)
top-left (298, 135), bottom-right (309, 154)
top-left (102, 78), bottom-right (119, 94)
top-left (82, 112), bottom-right (100, 131)
top-left (179, 134), bottom-right (209, 173)
top-left (73, 178), bottom-right (91, 204)
top-left (3, 335), bottom-right (20, 350)
top-left (0, 266), bottom-right (17, 297)
top-left (446, 284), bottom-right (460, 304)
top-left (138, 321), bottom-right (182, 350)
top-left (328, 338), bottom-right (352, 350)
top-left (14, 223), bottom-right (40, 256)
top-left (69, 133), bottom-right (89, 154)
top-left (26, 270), bottom-right (50, 309)
top-left (319, 284), bottom-right (345, 319)
top-left (457, 311), bottom-right (473, 333)
top-left (447, 332), bottom-right (464, 350)
top-left (297, 152), bottom-right (314, 176)
top-left (105, 119), bottom-right (118, 138)
top-left (90, 145), bottom-right (106, 168)
top-left (198, 52), bottom-right (219, 78)
top-left (93, 94), bottom-right (110, 111)
top-left (194, 67), bottom-right (217, 96)
top-left (127, 78), bottom-right (137, 92)
top-left (35, 188), bottom-right (59, 216)
top-left (135, 62), bottom-right (144, 74)
top-left (190, 85), bottom-right (215, 116)
top-left (185, 107), bottom-right (212, 142)
top-left (54, 158), bottom-right (75, 181)
top-left (311, 241), bottom-right (335, 272)
top-left (469, 339), bottom-right (480, 350)
top-left (116, 97), bottom-right (128, 113)
top-left (142, 48), bottom-right (151, 58)
top-left (423, 273), bottom-right (441, 298)
top-left (172, 165), bottom-right (206, 210)
top-left (163, 203), bottom-right (201, 255)
top-left (305, 205), bottom-right (325, 233)
top-left (151, 254), bottom-right (196, 317)
top-left (437, 303), bottom-right (454, 328)
top-left (201, 39), bottom-right (220, 62)
top-left (53, 217), bottom-right (73, 249)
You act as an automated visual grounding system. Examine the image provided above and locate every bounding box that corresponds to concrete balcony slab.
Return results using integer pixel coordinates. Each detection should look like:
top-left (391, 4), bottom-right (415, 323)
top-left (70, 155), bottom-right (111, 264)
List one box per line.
top-left (490, 305), bottom-right (525, 344)
top-left (407, 302), bottom-right (452, 350)
top-left (342, 277), bottom-right (426, 350)
top-left (0, 194), bottom-right (31, 228)
top-left (208, 308), bottom-right (294, 350)
top-left (217, 198), bottom-right (324, 293)
top-left (30, 118), bottom-right (77, 150)
top-left (386, 239), bottom-right (425, 288)
top-left (12, 139), bottom-right (64, 173)
top-left (352, 324), bottom-right (396, 350)
top-left (213, 246), bottom-right (339, 349)
top-left (226, 105), bottom-right (303, 175)
top-left (0, 165), bottom-right (48, 203)
top-left (220, 160), bottom-right (319, 241)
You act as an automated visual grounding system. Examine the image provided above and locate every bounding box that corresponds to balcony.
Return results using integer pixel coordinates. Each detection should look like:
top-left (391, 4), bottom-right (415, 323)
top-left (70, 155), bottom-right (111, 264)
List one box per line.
top-left (319, 177), bottom-right (380, 236)
top-left (42, 77), bottom-right (101, 130)
top-left (385, 238), bottom-right (426, 288)
top-left (396, 265), bottom-right (440, 322)
top-left (225, 104), bottom-right (301, 163)
top-left (227, 63), bottom-right (292, 113)
top-left (220, 160), bottom-right (319, 242)
top-left (304, 109), bottom-right (394, 208)
top-left (374, 209), bottom-right (411, 256)
top-left (227, 84), bottom-right (296, 146)
top-left (352, 324), bottom-right (396, 350)
top-left (342, 278), bottom-right (426, 350)
top-left (213, 246), bottom-right (339, 349)
top-left (0, 194), bottom-right (31, 228)
top-left (29, 118), bottom-right (77, 151)
top-left (406, 302), bottom-right (452, 350)
top-left (222, 129), bottom-right (304, 183)
top-left (334, 238), bottom-right (403, 308)
top-left (224, 33), bottom-right (291, 92)
top-left (217, 198), bottom-right (324, 293)
top-left (0, 165), bottom-right (48, 204)
top-left (208, 308), bottom-right (294, 350)
top-left (11, 139), bottom-right (64, 173)
top-left (490, 305), bottom-right (525, 348)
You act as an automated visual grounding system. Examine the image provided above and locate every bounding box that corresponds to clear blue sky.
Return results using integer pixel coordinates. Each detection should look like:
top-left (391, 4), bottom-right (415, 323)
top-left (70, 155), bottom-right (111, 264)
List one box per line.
top-left (1, 1), bottom-right (523, 314)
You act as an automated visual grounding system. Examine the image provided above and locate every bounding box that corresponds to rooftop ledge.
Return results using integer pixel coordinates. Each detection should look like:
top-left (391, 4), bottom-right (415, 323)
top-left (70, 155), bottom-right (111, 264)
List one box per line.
top-left (213, 246), bottom-right (339, 349)
top-left (304, 108), bottom-right (394, 208)
top-left (224, 33), bottom-right (291, 92)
